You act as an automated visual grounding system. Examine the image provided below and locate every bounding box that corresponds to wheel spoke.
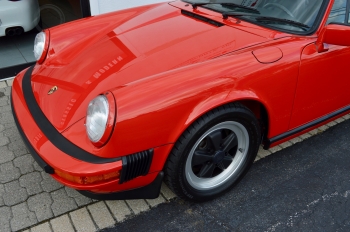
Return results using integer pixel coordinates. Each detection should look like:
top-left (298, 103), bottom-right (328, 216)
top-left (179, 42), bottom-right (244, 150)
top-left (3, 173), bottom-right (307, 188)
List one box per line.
top-left (217, 161), bottom-right (226, 171)
top-left (206, 130), bottom-right (222, 151)
top-left (198, 163), bottom-right (216, 178)
top-left (222, 156), bottom-right (233, 168)
top-left (222, 133), bottom-right (238, 152)
top-left (192, 150), bottom-right (213, 166)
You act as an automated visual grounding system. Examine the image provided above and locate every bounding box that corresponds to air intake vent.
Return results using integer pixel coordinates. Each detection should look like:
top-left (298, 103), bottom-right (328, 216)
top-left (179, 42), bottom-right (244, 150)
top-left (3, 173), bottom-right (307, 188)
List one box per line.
top-left (120, 149), bottom-right (153, 184)
top-left (181, 10), bottom-right (224, 27)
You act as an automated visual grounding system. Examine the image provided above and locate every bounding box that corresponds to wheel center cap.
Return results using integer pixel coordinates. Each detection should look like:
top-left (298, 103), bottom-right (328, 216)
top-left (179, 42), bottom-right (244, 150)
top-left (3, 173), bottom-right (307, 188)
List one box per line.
top-left (213, 150), bottom-right (225, 164)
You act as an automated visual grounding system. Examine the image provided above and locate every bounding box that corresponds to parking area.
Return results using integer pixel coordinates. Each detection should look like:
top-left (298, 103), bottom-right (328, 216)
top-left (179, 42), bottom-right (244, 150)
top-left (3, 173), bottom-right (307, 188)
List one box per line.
top-left (0, 32), bottom-right (37, 69)
top-left (0, 78), bottom-right (349, 231)
top-left (104, 116), bottom-right (350, 231)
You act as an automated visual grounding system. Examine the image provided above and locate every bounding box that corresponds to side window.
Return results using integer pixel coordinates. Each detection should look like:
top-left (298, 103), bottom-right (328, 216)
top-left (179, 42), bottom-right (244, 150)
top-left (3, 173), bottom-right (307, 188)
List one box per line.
top-left (327, 0), bottom-right (349, 24)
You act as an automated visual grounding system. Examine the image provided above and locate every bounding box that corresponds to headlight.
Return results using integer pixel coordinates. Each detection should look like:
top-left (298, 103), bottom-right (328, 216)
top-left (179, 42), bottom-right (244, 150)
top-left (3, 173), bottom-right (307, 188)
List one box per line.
top-left (86, 93), bottom-right (116, 147)
top-left (34, 31), bottom-right (49, 64)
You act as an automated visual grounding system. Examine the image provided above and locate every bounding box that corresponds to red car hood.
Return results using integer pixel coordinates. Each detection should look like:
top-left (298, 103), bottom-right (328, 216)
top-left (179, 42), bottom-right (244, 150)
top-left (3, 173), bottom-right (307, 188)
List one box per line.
top-left (31, 2), bottom-right (270, 132)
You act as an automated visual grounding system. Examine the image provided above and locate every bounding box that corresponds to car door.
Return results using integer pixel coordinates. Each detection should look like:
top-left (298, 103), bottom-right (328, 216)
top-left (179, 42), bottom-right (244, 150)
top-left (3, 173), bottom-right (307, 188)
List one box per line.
top-left (289, 0), bottom-right (350, 129)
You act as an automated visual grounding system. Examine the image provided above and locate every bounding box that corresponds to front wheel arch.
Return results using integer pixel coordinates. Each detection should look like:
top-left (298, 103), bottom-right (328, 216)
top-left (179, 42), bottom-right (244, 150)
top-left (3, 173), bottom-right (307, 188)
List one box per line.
top-left (238, 99), bottom-right (269, 146)
top-left (180, 97), bottom-right (270, 151)
top-left (164, 102), bottom-right (261, 202)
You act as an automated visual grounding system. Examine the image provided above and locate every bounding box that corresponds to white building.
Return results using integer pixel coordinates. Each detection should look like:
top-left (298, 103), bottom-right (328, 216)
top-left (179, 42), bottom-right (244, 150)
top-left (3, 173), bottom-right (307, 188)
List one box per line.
top-left (89, 0), bottom-right (168, 16)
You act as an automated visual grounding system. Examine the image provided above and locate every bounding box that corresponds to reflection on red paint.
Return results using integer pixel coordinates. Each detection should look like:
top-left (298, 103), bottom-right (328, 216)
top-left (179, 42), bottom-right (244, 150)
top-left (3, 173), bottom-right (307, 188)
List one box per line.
top-left (31, 34), bottom-right (137, 131)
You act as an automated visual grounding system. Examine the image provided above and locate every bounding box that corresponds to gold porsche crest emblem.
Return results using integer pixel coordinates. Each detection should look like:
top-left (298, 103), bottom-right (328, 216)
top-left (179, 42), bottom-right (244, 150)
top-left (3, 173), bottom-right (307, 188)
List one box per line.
top-left (48, 86), bottom-right (58, 95)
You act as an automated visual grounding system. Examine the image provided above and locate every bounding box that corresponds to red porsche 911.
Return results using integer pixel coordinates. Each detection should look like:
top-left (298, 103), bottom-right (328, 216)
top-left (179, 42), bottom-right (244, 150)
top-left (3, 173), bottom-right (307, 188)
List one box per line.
top-left (11, 0), bottom-right (350, 202)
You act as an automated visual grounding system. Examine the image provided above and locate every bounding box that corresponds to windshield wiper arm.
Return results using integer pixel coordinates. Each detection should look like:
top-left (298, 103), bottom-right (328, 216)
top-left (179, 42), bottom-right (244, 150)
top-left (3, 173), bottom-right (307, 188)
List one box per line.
top-left (222, 11), bottom-right (260, 19)
top-left (184, 1), bottom-right (259, 13)
top-left (255, 16), bottom-right (310, 29)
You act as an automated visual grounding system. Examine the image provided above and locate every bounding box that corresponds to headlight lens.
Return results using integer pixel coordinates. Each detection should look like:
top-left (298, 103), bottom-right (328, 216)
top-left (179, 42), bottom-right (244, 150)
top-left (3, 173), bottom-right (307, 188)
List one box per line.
top-left (86, 95), bottom-right (109, 143)
top-left (34, 32), bottom-right (46, 61)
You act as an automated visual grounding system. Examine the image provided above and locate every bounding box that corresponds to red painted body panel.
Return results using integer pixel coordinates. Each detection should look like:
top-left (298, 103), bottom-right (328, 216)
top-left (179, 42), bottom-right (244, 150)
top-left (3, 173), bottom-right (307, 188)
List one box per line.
top-left (61, 36), bottom-right (308, 158)
top-left (12, 0), bottom-right (350, 195)
top-left (31, 3), bottom-right (268, 133)
top-left (290, 43), bottom-right (350, 129)
top-left (107, 37), bottom-right (308, 157)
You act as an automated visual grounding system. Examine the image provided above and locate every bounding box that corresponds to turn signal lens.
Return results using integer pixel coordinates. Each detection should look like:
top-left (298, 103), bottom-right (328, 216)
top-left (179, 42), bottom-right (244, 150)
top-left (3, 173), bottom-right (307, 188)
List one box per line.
top-left (55, 170), bottom-right (120, 185)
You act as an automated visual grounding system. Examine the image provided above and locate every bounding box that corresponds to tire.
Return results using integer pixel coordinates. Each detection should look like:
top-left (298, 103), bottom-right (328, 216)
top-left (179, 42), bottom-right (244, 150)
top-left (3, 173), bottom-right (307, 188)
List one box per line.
top-left (164, 103), bottom-right (261, 202)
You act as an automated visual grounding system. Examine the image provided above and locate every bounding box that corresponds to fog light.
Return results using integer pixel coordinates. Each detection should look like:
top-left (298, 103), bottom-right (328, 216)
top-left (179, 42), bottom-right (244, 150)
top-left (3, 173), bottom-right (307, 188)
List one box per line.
top-left (55, 170), bottom-right (120, 185)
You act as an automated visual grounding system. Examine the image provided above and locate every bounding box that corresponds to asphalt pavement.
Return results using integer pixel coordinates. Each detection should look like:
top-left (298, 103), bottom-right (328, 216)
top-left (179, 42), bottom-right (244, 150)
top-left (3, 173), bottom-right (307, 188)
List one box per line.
top-left (103, 118), bottom-right (350, 232)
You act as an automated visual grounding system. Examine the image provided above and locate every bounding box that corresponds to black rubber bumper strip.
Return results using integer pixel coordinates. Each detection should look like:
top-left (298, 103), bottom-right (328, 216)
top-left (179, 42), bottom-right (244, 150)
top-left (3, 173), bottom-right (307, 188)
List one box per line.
top-left (21, 66), bottom-right (121, 164)
top-left (12, 95), bottom-right (54, 174)
top-left (78, 171), bottom-right (164, 200)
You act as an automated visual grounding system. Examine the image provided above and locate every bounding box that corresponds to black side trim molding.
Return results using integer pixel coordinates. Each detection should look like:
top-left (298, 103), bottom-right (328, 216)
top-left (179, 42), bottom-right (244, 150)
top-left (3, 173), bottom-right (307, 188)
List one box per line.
top-left (22, 66), bottom-right (120, 164)
top-left (12, 95), bottom-right (54, 174)
top-left (264, 105), bottom-right (350, 149)
top-left (78, 172), bottom-right (164, 200)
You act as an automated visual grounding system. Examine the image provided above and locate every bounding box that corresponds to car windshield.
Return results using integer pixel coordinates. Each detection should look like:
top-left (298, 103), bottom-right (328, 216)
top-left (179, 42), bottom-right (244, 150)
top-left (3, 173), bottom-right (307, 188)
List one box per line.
top-left (183, 0), bottom-right (326, 33)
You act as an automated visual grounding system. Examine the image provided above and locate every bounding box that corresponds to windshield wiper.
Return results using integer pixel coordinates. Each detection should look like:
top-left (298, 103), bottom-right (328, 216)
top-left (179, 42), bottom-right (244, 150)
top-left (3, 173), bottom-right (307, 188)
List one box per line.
top-left (222, 11), bottom-right (260, 19)
top-left (184, 1), bottom-right (260, 14)
top-left (254, 16), bottom-right (310, 30)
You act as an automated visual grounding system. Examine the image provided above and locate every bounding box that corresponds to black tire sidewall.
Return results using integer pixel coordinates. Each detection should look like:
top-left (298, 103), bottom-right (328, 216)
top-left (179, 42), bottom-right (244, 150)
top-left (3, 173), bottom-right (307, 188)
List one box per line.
top-left (173, 106), bottom-right (260, 202)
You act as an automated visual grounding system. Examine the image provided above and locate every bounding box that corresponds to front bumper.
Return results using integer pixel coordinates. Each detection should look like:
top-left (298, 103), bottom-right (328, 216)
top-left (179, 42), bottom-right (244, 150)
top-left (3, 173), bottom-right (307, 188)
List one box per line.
top-left (11, 66), bottom-right (170, 199)
top-left (78, 172), bottom-right (164, 200)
